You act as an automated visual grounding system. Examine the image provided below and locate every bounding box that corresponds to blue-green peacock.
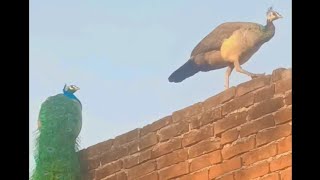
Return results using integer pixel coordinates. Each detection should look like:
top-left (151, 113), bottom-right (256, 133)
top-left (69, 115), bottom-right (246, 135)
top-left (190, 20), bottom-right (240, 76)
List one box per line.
top-left (31, 84), bottom-right (82, 180)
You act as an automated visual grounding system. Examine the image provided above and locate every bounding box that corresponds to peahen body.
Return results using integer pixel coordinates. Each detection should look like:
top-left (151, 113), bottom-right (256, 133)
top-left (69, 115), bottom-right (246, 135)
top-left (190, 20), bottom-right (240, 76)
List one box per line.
top-left (168, 7), bottom-right (283, 89)
top-left (31, 84), bottom-right (82, 180)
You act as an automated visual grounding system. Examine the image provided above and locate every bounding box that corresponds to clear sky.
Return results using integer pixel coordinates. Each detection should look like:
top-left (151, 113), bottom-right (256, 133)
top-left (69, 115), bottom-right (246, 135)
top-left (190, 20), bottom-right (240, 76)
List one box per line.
top-left (29, 0), bottom-right (292, 174)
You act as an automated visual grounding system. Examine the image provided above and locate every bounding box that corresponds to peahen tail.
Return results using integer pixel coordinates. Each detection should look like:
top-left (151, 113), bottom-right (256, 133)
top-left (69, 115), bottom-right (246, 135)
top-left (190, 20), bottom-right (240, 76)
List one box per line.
top-left (168, 59), bottom-right (200, 83)
top-left (31, 94), bottom-right (82, 180)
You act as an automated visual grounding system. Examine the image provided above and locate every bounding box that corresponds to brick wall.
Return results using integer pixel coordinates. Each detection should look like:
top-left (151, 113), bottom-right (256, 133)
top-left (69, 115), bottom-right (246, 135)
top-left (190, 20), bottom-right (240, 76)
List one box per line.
top-left (79, 67), bottom-right (292, 180)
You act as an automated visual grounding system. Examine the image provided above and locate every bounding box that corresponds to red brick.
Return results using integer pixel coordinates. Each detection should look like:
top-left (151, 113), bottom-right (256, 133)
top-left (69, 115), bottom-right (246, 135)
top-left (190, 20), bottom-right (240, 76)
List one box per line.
top-left (126, 140), bottom-right (139, 154)
top-left (280, 167), bottom-right (292, 180)
top-left (242, 143), bottom-right (277, 166)
top-left (234, 161), bottom-right (269, 180)
top-left (236, 75), bottom-right (271, 97)
top-left (96, 160), bottom-right (122, 179)
top-left (152, 138), bottom-right (182, 158)
top-left (172, 102), bottom-right (204, 122)
top-left (221, 128), bottom-right (239, 145)
top-left (127, 161), bottom-right (156, 180)
top-left (136, 172), bottom-right (158, 180)
top-left (274, 107), bottom-right (292, 124)
top-left (260, 173), bottom-right (280, 180)
top-left (248, 97), bottom-right (284, 120)
top-left (123, 154), bottom-right (139, 168)
top-left (139, 132), bottom-right (158, 150)
top-left (141, 116), bottom-right (172, 136)
top-left (284, 91), bottom-right (292, 105)
top-left (272, 68), bottom-right (291, 82)
top-left (254, 85), bottom-right (275, 103)
top-left (222, 92), bottom-right (254, 115)
top-left (275, 79), bottom-right (292, 94)
top-left (222, 135), bottom-right (255, 159)
top-left (178, 169), bottom-right (208, 180)
top-left (198, 107), bottom-right (222, 127)
top-left (240, 115), bottom-right (275, 137)
top-left (84, 157), bottom-right (100, 170)
top-left (215, 111), bottom-right (247, 135)
top-left (203, 87), bottom-right (236, 111)
top-left (278, 135), bottom-right (292, 154)
top-left (114, 128), bottom-right (140, 146)
top-left (217, 174), bottom-right (234, 180)
top-left (188, 138), bottom-right (221, 158)
top-left (190, 150), bottom-right (222, 172)
top-left (86, 139), bottom-right (114, 158)
top-left (139, 149), bottom-right (152, 163)
top-left (209, 157), bottom-right (241, 179)
top-left (158, 162), bottom-right (189, 180)
top-left (182, 125), bottom-right (213, 147)
top-left (270, 153), bottom-right (292, 172)
top-left (158, 121), bottom-right (189, 142)
top-left (157, 149), bottom-right (188, 169)
top-left (256, 123), bottom-right (291, 147)
top-left (103, 171), bottom-right (127, 180)
top-left (100, 145), bottom-right (128, 165)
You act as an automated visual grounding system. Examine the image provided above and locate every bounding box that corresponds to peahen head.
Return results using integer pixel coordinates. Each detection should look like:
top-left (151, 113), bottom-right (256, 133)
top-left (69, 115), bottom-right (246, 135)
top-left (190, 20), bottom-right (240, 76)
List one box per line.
top-left (266, 7), bottom-right (283, 22)
top-left (63, 84), bottom-right (80, 94)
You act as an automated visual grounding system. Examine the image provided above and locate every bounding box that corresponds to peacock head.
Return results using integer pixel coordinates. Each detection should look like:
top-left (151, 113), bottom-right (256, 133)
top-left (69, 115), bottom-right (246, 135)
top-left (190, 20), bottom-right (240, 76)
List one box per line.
top-left (63, 84), bottom-right (80, 94)
top-left (266, 7), bottom-right (283, 22)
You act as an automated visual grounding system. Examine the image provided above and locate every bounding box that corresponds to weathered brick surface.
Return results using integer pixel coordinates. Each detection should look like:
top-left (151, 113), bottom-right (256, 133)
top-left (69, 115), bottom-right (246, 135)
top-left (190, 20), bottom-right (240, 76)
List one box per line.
top-left (209, 157), bottom-right (241, 179)
top-left (248, 97), bottom-right (284, 120)
top-left (241, 143), bottom-right (277, 166)
top-left (222, 136), bottom-right (255, 159)
top-left (260, 173), bottom-right (279, 180)
top-left (254, 85), bottom-right (275, 103)
top-left (80, 68), bottom-right (292, 180)
top-left (127, 161), bottom-right (156, 180)
top-left (158, 121), bottom-right (188, 142)
top-left (158, 162), bottom-right (189, 180)
top-left (234, 161), bottom-right (269, 180)
top-left (152, 138), bottom-right (182, 158)
top-left (256, 123), bottom-right (291, 147)
top-left (280, 167), bottom-right (292, 180)
top-left (96, 160), bottom-right (122, 179)
top-left (182, 125), bottom-right (213, 147)
top-left (277, 135), bottom-right (292, 154)
top-left (239, 114), bottom-right (275, 137)
top-left (270, 153), bottom-right (292, 172)
top-left (190, 150), bottom-right (221, 172)
top-left (215, 111), bottom-right (247, 135)
top-left (203, 87), bottom-right (235, 110)
top-left (221, 128), bottom-right (239, 145)
top-left (274, 106), bottom-right (292, 124)
top-left (222, 92), bottom-right (254, 115)
top-left (172, 102), bottom-right (203, 122)
top-left (188, 138), bottom-right (221, 158)
top-left (156, 149), bottom-right (188, 169)
top-left (236, 75), bottom-right (271, 97)
top-left (141, 116), bottom-right (172, 136)
top-left (136, 172), bottom-right (158, 180)
top-left (275, 79), bottom-right (292, 94)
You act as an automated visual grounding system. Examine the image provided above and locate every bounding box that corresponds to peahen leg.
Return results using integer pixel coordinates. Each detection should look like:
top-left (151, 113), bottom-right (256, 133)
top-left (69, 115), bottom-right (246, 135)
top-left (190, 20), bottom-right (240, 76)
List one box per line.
top-left (224, 66), bottom-right (234, 89)
top-left (233, 61), bottom-right (265, 79)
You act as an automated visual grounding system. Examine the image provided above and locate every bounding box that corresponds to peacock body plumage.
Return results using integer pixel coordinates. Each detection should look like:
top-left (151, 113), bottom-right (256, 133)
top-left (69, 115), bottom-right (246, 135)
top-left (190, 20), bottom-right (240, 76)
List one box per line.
top-left (31, 85), bottom-right (82, 180)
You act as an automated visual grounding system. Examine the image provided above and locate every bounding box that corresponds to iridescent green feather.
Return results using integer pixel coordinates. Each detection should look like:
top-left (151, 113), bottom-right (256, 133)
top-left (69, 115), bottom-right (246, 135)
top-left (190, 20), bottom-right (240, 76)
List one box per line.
top-left (31, 94), bottom-right (82, 180)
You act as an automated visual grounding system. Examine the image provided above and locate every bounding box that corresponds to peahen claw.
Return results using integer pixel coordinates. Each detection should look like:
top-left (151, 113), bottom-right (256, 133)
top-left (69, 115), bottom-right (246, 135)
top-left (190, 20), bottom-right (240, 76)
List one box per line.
top-left (251, 73), bottom-right (265, 79)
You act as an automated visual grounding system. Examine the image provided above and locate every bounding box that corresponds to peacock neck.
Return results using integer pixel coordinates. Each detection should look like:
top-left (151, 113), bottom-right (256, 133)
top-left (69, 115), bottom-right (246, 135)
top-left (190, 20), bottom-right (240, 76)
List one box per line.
top-left (63, 91), bottom-right (82, 108)
top-left (262, 20), bottom-right (275, 42)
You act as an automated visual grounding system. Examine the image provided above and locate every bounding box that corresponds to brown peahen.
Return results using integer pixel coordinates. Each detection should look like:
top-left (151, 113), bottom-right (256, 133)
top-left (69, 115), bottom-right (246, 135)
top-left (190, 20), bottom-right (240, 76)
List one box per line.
top-left (168, 7), bottom-right (282, 89)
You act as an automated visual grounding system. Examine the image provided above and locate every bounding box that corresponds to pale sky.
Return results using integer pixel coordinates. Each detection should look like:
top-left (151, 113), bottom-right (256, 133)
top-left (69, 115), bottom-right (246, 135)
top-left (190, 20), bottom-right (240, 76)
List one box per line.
top-left (29, 0), bottom-right (292, 174)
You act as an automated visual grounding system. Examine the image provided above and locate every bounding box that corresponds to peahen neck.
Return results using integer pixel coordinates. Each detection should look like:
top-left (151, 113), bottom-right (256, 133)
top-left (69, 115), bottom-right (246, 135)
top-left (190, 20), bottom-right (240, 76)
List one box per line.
top-left (262, 20), bottom-right (275, 42)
